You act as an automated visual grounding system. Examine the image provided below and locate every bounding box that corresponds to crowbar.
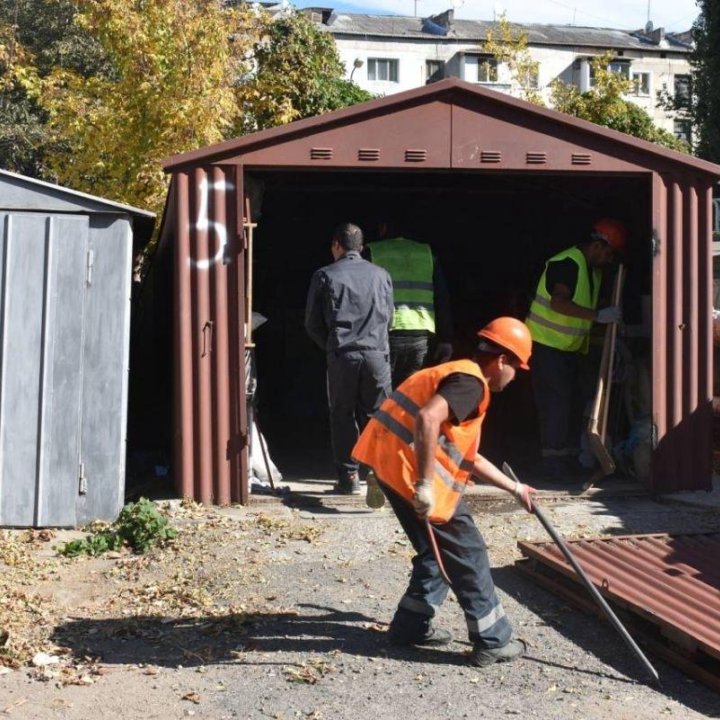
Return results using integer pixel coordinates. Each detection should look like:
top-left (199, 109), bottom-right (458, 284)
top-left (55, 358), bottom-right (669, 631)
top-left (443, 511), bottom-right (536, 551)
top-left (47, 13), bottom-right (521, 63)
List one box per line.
top-left (503, 462), bottom-right (659, 685)
top-left (425, 519), bottom-right (452, 586)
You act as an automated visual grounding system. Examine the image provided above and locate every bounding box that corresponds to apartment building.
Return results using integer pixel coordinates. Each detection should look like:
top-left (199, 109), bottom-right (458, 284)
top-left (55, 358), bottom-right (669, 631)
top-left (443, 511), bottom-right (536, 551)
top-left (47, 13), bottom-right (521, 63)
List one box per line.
top-left (300, 7), bottom-right (693, 141)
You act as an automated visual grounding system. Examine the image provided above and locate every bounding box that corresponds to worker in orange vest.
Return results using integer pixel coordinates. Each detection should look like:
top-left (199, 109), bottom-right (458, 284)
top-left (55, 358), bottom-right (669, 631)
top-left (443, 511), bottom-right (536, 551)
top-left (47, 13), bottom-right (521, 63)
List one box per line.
top-left (353, 317), bottom-right (536, 667)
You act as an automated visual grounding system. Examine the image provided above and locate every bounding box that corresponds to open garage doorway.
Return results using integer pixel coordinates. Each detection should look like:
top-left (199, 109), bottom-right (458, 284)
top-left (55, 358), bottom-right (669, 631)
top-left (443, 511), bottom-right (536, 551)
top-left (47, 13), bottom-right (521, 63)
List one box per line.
top-left (248, 168), bottom-right (652, 482)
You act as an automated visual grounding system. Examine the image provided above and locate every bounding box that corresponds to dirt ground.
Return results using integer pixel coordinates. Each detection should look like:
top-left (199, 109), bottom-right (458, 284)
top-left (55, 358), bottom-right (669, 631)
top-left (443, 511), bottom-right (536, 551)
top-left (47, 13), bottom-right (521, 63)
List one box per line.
top-left (1, 488), bottom-right (719, 720)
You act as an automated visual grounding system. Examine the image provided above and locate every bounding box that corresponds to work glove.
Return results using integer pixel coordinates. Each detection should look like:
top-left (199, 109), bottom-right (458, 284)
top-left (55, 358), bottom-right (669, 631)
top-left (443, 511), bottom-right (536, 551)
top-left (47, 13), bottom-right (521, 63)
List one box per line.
top-left (596, 306), bottom-right (622, 324)
top-left (430, 341), bottom-right (453, 365)
top-left (513, 481), bottom-right (536, 513)
top-left (365, 470), bottom-right (386, 510)
top-left (411, 477), bottom-right (434, 518)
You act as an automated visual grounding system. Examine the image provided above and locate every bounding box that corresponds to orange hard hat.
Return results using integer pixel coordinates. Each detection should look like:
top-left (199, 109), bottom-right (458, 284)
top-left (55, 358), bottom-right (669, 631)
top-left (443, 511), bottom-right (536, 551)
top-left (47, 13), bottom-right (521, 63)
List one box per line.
top-left (477, 317), bottom-right (532, 370)
top-left (592, 218), bottom-right (628, 256)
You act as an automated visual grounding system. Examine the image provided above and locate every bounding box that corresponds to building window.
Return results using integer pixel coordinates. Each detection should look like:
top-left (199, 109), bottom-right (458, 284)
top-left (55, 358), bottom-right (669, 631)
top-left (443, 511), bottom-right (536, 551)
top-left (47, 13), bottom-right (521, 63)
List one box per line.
top-left (674, 74), bottom-right (692, 107)
top-left (632, 72), bottom-right (651, 96)
top-left (426, 60), bottom-right (444, 83)
top-left (673, 119), bottom-right (692, 144)
top-left (608, 60), bottom-right (631, 79)
top-left (477, 56), bottom-right (498, 83)
top-left (521, 65), bottom-right (539, 89)
top-left (590, 59), bottom-right (630, 85)
top-left (368, 58), bottom-right (399, 82)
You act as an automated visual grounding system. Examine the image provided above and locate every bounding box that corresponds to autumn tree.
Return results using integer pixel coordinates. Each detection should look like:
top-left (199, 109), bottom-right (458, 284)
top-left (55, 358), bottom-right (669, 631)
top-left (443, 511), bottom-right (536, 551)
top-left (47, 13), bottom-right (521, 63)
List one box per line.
top-left (235, 9), bottom-right (373, 133)
top-left (550, 53), bottom-right (688, 152)
top-left (3, 3), bottom-right (372, 216)
top-left (483, 16), bottom-right (542, 104)
top-left (0, 0), bottom-right (109, 177)
top-left (36, 0), bottom-right (266, 215)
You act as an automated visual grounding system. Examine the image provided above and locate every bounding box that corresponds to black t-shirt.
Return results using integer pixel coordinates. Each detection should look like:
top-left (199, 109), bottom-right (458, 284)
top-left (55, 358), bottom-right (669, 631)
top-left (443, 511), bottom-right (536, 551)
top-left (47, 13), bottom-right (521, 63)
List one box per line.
top-left (544, 252), bottom-right (594, 297)
top-left (436, 372), bottom-right (485, 424)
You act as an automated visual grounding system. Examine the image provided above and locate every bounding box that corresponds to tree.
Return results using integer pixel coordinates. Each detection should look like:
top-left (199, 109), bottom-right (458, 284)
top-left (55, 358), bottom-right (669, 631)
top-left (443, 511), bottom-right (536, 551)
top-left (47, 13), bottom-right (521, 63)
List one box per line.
top-left (3, 3), bottom-right (373, 216)
top-left (36, 0), bottom-right (266, 215)
top-left (0, 0), bottom-right (109, 177)
top-left (550, 53), bottom-right (688, 152)
top-left (690, 0), bottom-right (720, 162)
top-left (483, 16), bottom-right (542, 105)
top-left (234, 9), bottom-right (373, 134)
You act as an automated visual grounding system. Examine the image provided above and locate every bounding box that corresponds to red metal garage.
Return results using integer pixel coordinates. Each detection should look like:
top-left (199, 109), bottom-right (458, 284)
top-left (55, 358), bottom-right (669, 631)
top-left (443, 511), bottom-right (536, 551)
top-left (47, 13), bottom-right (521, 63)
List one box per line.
top-left (155, 78), bottom-right (720, 504)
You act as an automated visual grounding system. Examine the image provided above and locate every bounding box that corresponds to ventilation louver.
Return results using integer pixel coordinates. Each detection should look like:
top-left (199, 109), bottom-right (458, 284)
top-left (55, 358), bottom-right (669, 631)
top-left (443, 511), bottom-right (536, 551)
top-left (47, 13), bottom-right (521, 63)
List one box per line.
top-left (310, 147), bottom-right (333, 160)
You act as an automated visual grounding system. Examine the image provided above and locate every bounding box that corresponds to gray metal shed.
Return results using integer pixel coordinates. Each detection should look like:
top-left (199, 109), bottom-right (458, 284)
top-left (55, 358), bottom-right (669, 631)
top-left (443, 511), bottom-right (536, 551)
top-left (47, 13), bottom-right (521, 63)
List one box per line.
top-left (0, 170), bottom-right (154, 528)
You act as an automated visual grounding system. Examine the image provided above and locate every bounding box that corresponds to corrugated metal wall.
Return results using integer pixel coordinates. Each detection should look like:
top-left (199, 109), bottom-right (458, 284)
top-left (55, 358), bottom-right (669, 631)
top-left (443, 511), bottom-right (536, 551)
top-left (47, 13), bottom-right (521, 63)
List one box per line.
top-left (651, 173), bottom-right (714, 492)
top-left (0, 211), bottom-right (132, 526)
top-left (173, 166), bottom-right (248, 505)
top-left (164, 83), bottom-right (720, 501)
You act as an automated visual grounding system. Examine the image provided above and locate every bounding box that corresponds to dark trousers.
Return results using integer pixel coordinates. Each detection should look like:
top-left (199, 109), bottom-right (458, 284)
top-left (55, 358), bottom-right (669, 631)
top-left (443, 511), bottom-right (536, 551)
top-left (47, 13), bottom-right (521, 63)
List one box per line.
top-left (389, 333), bottom-right (430, 388)
top-left (382, 483), bottom-right (513, 648)
top-left (531, 341), bottom-right (594, 458)
top-left (327, 350), bottom-right (391, 481)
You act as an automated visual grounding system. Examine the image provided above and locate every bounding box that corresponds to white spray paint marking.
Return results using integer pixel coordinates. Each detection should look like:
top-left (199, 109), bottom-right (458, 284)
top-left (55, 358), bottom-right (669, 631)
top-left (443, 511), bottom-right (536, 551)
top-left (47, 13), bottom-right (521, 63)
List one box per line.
top-left (189, 176), bottom-right (233, 270)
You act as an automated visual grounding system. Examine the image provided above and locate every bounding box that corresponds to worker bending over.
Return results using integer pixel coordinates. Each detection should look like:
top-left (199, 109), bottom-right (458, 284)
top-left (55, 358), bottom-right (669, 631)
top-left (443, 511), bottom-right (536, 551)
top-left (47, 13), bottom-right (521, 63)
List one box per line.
top-left (353, 317), bottom-right (536, 667)
top-left (526, 218), bottom-right (627, 478)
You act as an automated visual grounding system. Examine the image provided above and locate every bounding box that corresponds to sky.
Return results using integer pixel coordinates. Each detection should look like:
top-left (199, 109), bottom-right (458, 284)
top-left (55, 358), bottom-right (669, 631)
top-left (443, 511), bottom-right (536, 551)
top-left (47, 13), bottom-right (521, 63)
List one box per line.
top-left (293, 0), bottom-right (700, 32)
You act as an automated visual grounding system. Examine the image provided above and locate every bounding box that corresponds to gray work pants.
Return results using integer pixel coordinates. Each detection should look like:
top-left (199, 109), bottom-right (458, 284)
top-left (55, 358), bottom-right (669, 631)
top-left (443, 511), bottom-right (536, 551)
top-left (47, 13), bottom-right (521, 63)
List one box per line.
top-left (327, 350), bottom-right (391, 481)
top-left (383, 484), bottom-right (513, 648)
top-left (389, 333), bottom-right (430, 388)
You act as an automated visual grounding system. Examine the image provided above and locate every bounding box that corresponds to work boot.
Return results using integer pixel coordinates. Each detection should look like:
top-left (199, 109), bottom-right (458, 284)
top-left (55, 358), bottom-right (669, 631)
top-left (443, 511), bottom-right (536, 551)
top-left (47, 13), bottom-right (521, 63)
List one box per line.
top-left (365, 470), bottom-right (386, 509)
top-left (388, 623), bottom-right (452, 647)
top-left (469, 638), bottom-right (526, 667)
top-left (333, 472), bottom-right (360, 495)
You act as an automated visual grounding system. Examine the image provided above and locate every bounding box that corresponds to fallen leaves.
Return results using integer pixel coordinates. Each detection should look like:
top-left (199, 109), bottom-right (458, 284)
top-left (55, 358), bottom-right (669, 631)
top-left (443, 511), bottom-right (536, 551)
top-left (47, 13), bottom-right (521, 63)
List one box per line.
top-left (283, 657), bottom-right (335, 684)
top-left (0, 504), bottom-right (322, 682)
top-left (0, 697), bottom-right (27, 715)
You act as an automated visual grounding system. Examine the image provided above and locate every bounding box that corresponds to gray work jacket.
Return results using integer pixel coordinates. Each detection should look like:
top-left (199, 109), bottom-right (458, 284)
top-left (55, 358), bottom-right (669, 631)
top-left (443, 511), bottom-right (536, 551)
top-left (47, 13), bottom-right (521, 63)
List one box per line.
top-left (304, 251), bottom-right (393, 355)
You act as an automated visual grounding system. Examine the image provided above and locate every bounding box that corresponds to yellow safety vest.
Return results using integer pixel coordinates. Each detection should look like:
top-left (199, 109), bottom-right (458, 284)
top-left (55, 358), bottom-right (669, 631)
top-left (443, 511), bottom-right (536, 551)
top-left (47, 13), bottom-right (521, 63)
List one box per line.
top-left (526, 246), bottom-right (600, 354)
top-left (352, 359), bottom-right (489, 522)
top-left (369, 238), bottom-right (435, 333)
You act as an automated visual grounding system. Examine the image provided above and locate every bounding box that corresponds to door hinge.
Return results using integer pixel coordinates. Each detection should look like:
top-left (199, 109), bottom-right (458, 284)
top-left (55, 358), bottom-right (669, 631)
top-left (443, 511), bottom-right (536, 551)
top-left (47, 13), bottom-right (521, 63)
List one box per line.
top-left (86, 249), bottom-right (95, 285)
top-left (78, 462), bottom-right (88, 495)
top-left (651, 233), bottom-right (660, 258)
top-left (651, 422), bottom-right (659, 450)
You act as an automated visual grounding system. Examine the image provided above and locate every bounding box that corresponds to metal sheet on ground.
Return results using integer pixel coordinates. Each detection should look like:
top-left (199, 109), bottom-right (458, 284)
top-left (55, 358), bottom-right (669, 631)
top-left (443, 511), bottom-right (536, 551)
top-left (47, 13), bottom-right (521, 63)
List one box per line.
top-left (516, 532), bottom-right (720, 689)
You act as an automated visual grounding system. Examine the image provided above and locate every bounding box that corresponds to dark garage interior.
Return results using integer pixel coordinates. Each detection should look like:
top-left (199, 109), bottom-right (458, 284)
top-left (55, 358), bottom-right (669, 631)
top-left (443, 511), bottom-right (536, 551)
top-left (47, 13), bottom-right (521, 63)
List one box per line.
top-left (247, 168), bottom-right (652, 481)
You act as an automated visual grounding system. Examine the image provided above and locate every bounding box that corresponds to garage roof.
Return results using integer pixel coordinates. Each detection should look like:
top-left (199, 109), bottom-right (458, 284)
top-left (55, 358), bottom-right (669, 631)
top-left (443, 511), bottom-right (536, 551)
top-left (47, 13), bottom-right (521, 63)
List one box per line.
top-left (163, 78), bottom-right (720, 179)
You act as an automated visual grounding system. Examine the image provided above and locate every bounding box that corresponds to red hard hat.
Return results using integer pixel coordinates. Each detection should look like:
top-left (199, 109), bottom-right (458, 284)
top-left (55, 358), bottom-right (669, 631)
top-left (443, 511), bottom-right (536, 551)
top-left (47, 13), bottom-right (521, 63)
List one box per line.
top-left (592, 218), bottom-right (628, 256)
top-left (477, 317), bottom-right (532, 370)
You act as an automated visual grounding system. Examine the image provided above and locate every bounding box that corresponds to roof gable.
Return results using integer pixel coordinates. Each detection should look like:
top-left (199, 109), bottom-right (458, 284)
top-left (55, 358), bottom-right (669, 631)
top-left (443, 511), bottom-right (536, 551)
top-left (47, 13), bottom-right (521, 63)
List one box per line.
top-left (0, 170), bottom-right (155, 218)
top-left (164, 78), bottom-right (720, 178)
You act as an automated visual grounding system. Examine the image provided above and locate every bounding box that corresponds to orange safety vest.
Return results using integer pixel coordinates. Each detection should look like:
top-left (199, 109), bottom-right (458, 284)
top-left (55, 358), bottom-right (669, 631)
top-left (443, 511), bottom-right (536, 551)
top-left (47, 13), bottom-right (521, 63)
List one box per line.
top-left (352, 359), bottom-right (490, 523)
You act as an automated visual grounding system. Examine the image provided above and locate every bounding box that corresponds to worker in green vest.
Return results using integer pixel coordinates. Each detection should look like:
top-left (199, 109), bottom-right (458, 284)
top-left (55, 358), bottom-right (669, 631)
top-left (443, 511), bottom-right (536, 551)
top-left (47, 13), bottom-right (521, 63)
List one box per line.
top-left (525, 218), bottom-right (627, 479)
top-left (368, 222), bottom-right (453, 388)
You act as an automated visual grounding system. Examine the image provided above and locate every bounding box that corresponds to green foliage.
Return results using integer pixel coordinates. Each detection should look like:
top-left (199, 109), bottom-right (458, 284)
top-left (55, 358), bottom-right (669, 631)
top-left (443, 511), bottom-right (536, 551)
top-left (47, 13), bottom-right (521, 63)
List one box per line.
top-left (115, 497), bottom-right (177, 552)
top-left (550, 53), bottom-right (689, 152)
top-left (57, 498), bottom-right (177, 557)
top-left (691, 0), bottom-right (720, 162)
top-left (235, 9), bottom-right (374, 133)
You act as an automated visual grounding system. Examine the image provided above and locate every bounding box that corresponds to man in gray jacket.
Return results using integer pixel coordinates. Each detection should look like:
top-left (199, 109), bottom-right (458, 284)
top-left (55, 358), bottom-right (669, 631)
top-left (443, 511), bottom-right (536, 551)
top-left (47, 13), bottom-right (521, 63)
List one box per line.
top-left (305, 223), bottom-right (393, 494)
